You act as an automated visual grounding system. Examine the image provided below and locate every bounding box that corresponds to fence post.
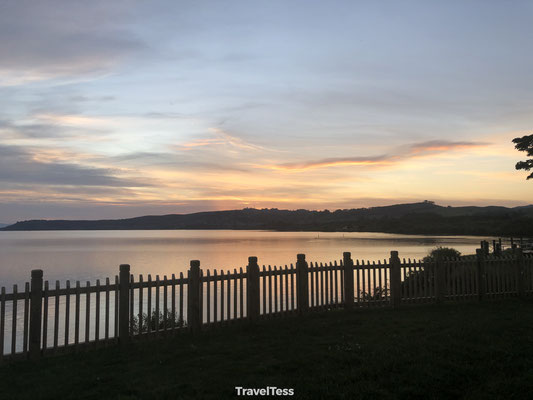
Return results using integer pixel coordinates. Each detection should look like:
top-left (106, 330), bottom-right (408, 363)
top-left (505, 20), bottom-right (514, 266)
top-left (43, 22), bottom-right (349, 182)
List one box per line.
top-left (296, 254), bottom-right (309, 313)
top-left (343, 252), bottom-right (354, 309)
top-left (188, 260), bottom-right (202, 332)
top-left (389, 251), bottom-right (401, 308)
top-left (119, 264), bottom-right (130, 346)
top-left (476, 249), bottom-right (486, 301)
top-left (434, 257), bottom-right (445, 303)
top-left (29, 269), bottom-right (43, 360)
top-left (247, 256), bottom-right (260, 321)
top-left (515, 248), bottom-right (525, 298)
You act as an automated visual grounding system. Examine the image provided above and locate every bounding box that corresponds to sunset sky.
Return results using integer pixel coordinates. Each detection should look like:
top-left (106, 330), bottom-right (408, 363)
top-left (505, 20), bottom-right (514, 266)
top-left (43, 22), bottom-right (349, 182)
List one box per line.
top-left (1, 0), bottom-right (532, 223)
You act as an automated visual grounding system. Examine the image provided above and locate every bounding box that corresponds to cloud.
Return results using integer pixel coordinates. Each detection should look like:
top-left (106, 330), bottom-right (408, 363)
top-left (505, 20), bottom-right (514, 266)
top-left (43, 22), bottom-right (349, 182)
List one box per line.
top-left (409, 140), bottom-right (489, 153)
top-left (177, 128), bottom-right (267, 152)
top-left (0, 114), bottom-right (111, 139)
top-left (0, 1), bottom-right (144, 85)
top-left (267, 155), bottom-right (394, 171)
top-left (266, 140), bottom-right (489, 171)
top-left (108, 151), bottom-right (249, 172)
top-left (0, 144), bottom-right (148, 187)
top-left (69, 95), bottom-right (116, 103)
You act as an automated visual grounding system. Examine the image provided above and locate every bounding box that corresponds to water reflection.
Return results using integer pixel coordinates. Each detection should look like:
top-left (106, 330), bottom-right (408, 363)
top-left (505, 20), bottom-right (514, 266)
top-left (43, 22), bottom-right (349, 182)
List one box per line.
top-left (0, 230), bottom-right (490, 287)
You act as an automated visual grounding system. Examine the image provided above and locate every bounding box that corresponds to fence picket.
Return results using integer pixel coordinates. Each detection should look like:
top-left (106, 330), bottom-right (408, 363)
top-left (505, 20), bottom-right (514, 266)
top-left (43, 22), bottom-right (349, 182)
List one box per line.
top-left (54, 281), bottom-right (59, 349)
top-left (324, 263), bottom-right (328, 306)
top-left (226, 271), bottom-right (231, 322)
top-left (95, 280), bottom-right (100, 343)
top-left (85, 281), bottom-right (91, 344)
top-left (240, 268), bottom-right (244, 318)
top-left (214, 270), bottom-right (218, 322)
top-left (234, 269), bottom-right (238, 320)
top-left (163, 275), bottom-right (168, 334)
top-left (312, 263), bottom-right (317, 308)
top-left (220, 270), bottom-right (225, 321)
top-left (75, 281), bottom-right (80, 347)
top-left (319, 262), bottom-right (323, 306)
top-left (206, 270), bottom-right (211, 324)
top-left (114, 276), bottom-right (119, 339)
top-left (129, 276), bottom-right (134, 336)
top-left (275, 266), bottom-right (280, 314)
top-left (261, 266), bottom-right (266, 316)
top-left (23, 282), bottom-right (29, 354)
top-left (267, 266), bottom-right (272, 315)
top-left (147, 275), bottom-right (152, 336)
top-left (372, 261), bottom-right (377, 304)
top-left (367, 262), bottom-right (372, 306)
top-left (11, 285), bottom-right (17, 356)
top-left (171, 274), bottom-right (176, 330)
top-left (155, 276), bottom-right (160, 335)
top-left (179, 272), bottom-right (184, 326)
top-left (65, 281), bottom-right (71, 346)
top-left (1, 287), bottom-right (5, 358)
top-left (290, 264), bottom-right (295, 311)
top-left (43, 281), bottom-right (49, 350)
top-left (105, 278), bottom-right (110, 341)
top-left (138, 275), bottom-right (143, 336)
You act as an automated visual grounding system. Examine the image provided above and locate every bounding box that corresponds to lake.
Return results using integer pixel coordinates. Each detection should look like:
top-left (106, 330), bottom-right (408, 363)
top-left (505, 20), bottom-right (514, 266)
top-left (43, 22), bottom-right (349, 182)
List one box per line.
top-left (0, 230), bottom-right (489, 287)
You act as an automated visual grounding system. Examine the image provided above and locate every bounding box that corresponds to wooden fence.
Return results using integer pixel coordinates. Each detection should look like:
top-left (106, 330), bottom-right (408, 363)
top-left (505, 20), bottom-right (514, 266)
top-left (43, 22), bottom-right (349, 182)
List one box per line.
top-left (1, 250), bottom-right (532, 362)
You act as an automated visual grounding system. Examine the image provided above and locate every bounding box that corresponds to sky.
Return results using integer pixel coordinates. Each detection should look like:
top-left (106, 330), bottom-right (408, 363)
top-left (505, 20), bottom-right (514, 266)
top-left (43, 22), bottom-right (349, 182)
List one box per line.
top-left (1, 0), bottom-right (532, 223)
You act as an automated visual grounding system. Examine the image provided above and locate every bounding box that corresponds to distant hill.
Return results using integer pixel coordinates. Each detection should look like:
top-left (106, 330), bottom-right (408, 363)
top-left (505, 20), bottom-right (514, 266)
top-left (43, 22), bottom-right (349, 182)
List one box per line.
top-left (0, 223), bottom-right (8, 229)
top-left (2, 201), bottom-right (533, 236)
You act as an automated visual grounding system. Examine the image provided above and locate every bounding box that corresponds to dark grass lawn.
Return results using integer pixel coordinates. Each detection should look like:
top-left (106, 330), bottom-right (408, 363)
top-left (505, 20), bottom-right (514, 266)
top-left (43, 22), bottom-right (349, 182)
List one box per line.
top-left (2, 299), bottom-right (533, 399)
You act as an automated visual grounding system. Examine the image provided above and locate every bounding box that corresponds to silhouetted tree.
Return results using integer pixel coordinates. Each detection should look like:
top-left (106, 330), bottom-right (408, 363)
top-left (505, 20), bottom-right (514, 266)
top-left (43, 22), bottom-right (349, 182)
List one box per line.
top-left (423, 246), bottom-right (461, 263)
top-left (513, 134), bottom-right (533, 179)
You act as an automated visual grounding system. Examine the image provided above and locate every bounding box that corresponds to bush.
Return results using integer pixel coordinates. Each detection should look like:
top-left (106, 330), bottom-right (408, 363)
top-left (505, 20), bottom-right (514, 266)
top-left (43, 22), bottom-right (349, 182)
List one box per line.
top-left (360, 286), bottom-right (388, 301)
top-left (423, 246), bottom-right (461, 263)
top-left (131, 310), bottom-right (186, 334)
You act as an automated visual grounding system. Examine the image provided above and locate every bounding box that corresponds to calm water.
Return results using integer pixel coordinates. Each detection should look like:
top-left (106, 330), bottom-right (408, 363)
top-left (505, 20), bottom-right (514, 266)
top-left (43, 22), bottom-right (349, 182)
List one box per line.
top-left (0, 230), bottom-right (489, 288)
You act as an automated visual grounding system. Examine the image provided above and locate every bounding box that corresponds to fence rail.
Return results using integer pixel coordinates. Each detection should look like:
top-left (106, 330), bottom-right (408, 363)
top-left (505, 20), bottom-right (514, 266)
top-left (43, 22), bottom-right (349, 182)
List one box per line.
top-left (1, 249), bottom-right (532, 362)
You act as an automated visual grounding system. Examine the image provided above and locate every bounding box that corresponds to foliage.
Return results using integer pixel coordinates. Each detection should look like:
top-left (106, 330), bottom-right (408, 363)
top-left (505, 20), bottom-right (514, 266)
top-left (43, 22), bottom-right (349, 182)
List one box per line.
top-left (422, 246), bottom-right (461, 263)
top-left (512, 134), bottom-right (533, 179)
top-left (400, 247), bottom-right (462, 292)
top-left (360, 286), bottom-right (388, 301)
top-left (131, 310), bottom-right (185, 334)
top-left (500, 248), bottom-right (516, 256)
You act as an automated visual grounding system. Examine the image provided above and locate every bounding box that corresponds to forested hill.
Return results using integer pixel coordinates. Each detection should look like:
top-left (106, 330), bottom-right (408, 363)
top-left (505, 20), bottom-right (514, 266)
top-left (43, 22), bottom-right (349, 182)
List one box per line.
top-left (2, 202), bottom-right (533, 236)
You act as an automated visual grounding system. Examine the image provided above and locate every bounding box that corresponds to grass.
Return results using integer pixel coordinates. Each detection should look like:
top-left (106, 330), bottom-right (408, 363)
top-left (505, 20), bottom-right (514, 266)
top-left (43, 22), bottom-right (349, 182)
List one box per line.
top-left (2, 299), bottom-right (533, 399)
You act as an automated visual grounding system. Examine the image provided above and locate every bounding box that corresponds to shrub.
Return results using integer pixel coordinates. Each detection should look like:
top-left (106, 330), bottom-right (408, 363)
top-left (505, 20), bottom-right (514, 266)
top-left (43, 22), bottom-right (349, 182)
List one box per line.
top-left (360, 286), bottom-right (388, 301)
top-left (423, 246), bottom-right (461, 263)
top-left (131, 310), bottom-right (185, 334)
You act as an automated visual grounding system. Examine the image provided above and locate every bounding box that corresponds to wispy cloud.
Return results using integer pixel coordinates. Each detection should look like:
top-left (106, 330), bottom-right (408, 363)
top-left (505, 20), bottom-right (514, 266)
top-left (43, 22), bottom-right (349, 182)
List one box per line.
top-left (177, 128), bottom-right (266, 151)
top-left (32, 113), bottom-right (107, 127)
top-left (179, 138), bottom-right (223, 149)
top-left (0, 1), bottom-right (144, 86)
top-left (266, 155), bottom-right (394, 171)
top-left (264, 140), bottom-right (489, 171)
top-left (0, 112), bottom-right (111, 140)
top-left (209, 128), bottom-right (266, 151)
top-left (409, 140), bottom-right (489, 153)
top-left (0, 144), bottom-right (148, 187)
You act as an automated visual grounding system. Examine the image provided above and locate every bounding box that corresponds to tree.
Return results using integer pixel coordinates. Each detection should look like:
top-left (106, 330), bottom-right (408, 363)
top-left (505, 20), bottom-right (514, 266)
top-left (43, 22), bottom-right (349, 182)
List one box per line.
top-left (422, 246), bottom-right (461, 263)
top-left (512, 134), bottom-right (533, 180)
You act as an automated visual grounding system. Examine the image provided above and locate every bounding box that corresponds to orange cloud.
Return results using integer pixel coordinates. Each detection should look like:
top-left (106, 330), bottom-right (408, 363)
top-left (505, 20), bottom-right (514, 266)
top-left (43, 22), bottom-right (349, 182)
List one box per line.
top-left (409, 140), bottom-right (489, 154)
top-left (263, 140), bottom-right (490, 172)
top-left (179, 138), bottom-right (224, 149)
top-left (265, 155), bottom-right (396, 171)
top-left (33, 113), bottom-right (106, 126)
top-left (178, 128), bottom-right (268, 151)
